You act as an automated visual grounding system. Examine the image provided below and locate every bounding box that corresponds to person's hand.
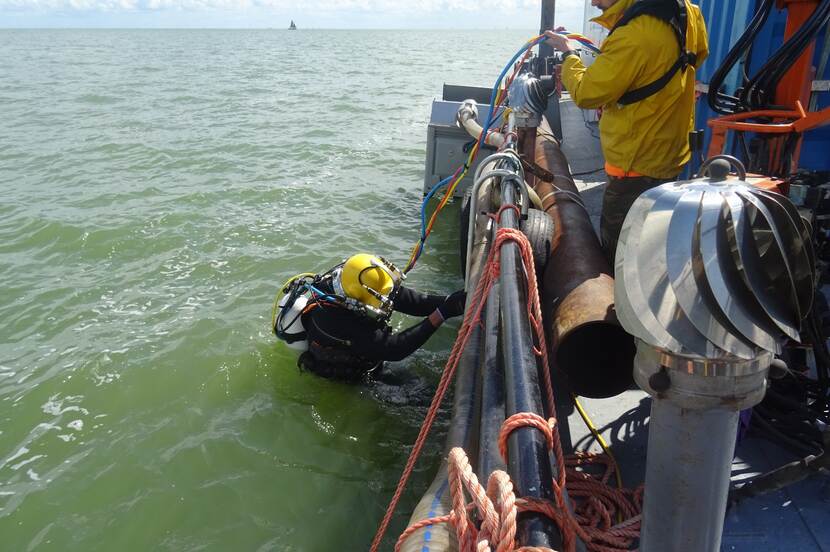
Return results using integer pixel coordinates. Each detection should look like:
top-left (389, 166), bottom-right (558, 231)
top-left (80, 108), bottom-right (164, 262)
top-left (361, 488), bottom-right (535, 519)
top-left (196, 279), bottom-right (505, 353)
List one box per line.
top-left (438, 290), bottom-right (467, 320)
top-left (544, 30), bottom-right (580, 53)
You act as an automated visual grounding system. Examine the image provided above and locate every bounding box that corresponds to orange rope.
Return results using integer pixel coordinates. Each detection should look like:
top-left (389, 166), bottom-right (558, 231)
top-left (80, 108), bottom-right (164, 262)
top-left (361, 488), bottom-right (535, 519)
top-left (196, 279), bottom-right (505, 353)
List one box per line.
top-left (373, 227), bottom-right (642, 552)
top-left (395, 437), bottom-right (642, 552)
top-left (498, 413), bottom-right (555, 462)
top-left (371, 228), bottom-right (531, 551)
top-left (369, 227), bottom-right (522, 552)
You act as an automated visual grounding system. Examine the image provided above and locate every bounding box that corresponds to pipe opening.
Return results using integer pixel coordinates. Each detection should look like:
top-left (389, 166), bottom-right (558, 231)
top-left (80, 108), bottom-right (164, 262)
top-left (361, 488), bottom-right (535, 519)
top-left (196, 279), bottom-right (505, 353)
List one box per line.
top-left (556, 322), bottom-right (636, 398)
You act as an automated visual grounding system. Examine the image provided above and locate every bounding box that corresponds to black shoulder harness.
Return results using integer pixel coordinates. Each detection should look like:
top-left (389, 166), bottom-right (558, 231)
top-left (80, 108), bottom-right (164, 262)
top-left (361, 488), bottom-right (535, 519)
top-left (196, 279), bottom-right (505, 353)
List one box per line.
top-left (608, 0), bottom-right (697, 105)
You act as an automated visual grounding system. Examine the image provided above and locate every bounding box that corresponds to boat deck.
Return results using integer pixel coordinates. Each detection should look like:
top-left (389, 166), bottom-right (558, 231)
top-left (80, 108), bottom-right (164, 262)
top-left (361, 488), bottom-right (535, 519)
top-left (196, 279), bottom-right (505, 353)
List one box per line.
top-left (557, 96), bottom-right (830, 552)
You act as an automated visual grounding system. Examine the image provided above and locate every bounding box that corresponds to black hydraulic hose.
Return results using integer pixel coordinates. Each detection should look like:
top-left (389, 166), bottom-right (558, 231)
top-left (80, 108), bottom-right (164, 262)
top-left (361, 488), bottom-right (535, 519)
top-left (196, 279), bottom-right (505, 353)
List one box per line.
top-left (752, 408), bottom-right (823, 456)
top-left (741, 0), bottom-right (830, 110)
top-left (764, 388), bottom-right (821, 419)
top-left (445, 323), bottom-right (483, 461)
top-left (478, 281), bottom-right (507, 480)
top-left (498, 183), bottom-right (574, 550)
top-left (806, 310), bottom-right (830, 412)
top-left (708, 0), bottom-right (775, 114)
top-left (764, 2), bottom-right (830, 104)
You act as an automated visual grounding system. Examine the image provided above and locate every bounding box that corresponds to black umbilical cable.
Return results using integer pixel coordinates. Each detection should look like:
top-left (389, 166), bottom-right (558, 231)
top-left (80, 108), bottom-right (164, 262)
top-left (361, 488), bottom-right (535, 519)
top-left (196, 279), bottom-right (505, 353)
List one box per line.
top-left (708, 0), bottom-right (830, 113)
top-left (741, 0), bottom-right (830, 110)
top-left (753, 288), bottom-right (830, 458)
top-left (708, 0), bottom-right (775, 114)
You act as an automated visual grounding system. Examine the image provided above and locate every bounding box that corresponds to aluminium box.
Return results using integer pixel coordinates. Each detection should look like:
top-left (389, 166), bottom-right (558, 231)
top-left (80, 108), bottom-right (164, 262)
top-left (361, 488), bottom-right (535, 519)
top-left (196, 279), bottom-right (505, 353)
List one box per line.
top-left (423, 87), bottom-right (503, 198)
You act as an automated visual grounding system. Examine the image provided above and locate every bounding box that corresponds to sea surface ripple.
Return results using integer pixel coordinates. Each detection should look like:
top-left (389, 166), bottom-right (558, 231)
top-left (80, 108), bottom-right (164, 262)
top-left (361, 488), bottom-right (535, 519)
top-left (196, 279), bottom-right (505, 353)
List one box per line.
top-left (0, 28), bottom-right (533, 550)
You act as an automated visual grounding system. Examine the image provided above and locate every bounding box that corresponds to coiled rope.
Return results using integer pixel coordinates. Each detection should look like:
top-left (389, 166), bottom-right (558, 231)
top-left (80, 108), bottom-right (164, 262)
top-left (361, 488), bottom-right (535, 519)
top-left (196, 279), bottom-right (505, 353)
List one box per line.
top-left (370, 226), bottom-right (642, 552)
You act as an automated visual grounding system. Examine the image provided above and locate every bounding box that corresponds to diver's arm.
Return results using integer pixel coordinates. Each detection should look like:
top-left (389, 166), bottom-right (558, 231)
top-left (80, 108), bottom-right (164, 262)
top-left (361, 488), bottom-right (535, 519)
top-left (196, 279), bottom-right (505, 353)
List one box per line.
top-left (392, 286), bottom-right (447, 316)
top-left (349, 318), bottom-right (443, 362)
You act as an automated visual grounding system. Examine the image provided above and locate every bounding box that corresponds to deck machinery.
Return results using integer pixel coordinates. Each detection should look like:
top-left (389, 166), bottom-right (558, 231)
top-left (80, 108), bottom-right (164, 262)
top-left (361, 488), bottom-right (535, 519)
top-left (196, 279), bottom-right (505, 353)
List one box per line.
top-left (395, 0), bottom-right (830, 551)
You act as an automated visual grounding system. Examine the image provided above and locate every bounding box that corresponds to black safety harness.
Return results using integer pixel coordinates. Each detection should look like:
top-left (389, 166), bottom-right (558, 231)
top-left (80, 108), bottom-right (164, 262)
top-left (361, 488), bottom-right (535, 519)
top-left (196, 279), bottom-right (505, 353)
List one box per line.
top-left (608, 0), bottom-right (697, 105)
top-left (296, 279), bottom-right (389, 379)
top-left (298, 314), bottom-right (383, 380)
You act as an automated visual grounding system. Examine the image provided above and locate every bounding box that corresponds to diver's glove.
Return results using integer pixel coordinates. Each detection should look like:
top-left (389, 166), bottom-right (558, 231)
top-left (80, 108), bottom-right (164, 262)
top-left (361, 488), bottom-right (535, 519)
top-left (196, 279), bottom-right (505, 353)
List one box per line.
top-left (438, 290), bottom-right (467, 319)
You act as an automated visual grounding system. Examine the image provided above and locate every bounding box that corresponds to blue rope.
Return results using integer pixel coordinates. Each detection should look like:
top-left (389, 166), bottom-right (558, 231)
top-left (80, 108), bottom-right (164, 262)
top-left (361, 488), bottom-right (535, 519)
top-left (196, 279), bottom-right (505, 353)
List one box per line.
top-left (418, 36), bottom-right (545, 241)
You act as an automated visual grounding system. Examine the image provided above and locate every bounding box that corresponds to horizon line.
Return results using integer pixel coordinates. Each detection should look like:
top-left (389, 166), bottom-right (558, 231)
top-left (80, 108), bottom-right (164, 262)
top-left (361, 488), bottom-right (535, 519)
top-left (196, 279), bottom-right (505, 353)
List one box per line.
top-left (0, 26), bottom-right (540, 30)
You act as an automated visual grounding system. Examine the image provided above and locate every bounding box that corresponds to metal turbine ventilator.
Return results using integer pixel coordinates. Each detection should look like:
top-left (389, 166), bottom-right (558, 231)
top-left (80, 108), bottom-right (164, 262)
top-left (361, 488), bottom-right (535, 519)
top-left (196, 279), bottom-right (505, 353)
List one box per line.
top-left (614, 155), bottom-right (815, 552)
top-left (507, 72), bottom-right (547, 128)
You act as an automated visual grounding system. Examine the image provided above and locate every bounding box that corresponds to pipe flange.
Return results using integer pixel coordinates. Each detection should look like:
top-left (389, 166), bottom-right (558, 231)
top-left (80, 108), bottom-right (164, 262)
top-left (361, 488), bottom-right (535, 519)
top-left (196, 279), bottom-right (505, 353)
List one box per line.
top-left (634, 340), bottom-right (771, 411)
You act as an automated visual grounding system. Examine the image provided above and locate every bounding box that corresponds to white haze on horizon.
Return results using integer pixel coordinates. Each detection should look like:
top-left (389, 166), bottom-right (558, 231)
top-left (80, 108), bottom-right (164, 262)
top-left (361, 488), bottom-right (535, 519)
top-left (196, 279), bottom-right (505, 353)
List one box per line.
top-left (0, 0), bottom-right (587, 30)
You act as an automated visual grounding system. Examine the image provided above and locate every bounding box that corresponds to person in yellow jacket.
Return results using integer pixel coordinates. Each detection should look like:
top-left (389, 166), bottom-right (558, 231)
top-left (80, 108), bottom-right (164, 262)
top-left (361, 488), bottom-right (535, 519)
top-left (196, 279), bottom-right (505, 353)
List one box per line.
top-left (545, 0), bottom-right (708, 263)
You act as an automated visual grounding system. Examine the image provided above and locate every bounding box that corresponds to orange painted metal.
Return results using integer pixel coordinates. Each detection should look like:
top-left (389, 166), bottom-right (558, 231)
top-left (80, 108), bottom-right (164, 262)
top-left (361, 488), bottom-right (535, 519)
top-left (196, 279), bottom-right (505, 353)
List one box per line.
top-left (700, 174), bottom-right (785, 194)
top-left (706, 103), bottom-right (830, 166)
top-left (776, 0), bottom-right (819, 110)
top-left (747, 175), bottom-right (787, 194)
top-left (706, 0), bottom-right (827, 173)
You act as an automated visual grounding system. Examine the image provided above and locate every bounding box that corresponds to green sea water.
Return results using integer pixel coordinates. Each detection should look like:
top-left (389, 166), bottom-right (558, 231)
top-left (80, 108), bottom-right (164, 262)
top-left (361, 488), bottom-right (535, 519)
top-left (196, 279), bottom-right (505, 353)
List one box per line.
top-left (0, 29), bottom-right (535, 550)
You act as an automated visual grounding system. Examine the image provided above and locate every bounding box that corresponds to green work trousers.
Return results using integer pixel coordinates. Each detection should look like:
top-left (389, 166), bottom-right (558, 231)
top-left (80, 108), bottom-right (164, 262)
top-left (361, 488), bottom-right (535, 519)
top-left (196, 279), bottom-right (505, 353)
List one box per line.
top-left (600, 175), bottom-right (677, 266)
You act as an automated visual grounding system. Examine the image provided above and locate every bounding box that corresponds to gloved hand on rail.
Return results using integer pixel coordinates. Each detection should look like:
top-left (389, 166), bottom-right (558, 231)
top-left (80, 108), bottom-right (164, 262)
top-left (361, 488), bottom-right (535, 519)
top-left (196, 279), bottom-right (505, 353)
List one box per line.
top-left (428, 290), bottom-right (466, 328)
top-left (439, 290), bottom-right (467, 319)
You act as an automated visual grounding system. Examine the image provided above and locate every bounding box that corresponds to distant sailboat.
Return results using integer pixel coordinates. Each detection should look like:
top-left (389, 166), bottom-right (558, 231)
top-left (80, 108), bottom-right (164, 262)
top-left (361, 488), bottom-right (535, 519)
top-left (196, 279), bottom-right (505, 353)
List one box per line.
top-left (289, 20), bottom-right (297, 30)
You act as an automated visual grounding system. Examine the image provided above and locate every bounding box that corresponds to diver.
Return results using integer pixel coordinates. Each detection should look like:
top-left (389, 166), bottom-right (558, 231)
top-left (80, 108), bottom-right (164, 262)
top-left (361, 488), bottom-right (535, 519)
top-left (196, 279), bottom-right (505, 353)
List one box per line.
top-left (273, 253), bottom-right (466, 381)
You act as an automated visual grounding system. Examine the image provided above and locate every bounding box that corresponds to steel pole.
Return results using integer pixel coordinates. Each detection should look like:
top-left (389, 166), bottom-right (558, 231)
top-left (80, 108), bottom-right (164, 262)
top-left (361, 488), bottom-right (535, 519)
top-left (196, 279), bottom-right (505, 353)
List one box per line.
top-left (539, 0), bottom-right (562, 139)
top-left (539, 0), bottom-right (556, 59)
top-left (640, 401), bottom-right (739, 551)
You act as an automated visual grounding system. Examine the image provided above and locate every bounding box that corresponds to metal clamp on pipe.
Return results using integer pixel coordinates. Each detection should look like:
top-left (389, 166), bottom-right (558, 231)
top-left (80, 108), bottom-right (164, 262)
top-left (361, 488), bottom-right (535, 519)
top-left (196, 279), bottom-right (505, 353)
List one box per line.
top-left (457, 99), bottom-right (505, 148)
top-left (464, 154), bottom-right (529, 290)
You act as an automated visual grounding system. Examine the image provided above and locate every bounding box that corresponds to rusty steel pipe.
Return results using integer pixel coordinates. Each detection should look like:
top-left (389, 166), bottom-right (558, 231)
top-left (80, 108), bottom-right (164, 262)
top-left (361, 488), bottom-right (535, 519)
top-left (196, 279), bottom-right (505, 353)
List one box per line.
top-left (528, 121), bottom-right (635, 398)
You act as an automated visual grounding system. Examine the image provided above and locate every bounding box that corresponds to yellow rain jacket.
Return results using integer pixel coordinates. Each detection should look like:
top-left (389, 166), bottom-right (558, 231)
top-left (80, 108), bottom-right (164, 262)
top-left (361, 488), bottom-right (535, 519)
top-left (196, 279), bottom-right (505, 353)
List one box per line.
top-left (561, 0), bottom-right (709, 179)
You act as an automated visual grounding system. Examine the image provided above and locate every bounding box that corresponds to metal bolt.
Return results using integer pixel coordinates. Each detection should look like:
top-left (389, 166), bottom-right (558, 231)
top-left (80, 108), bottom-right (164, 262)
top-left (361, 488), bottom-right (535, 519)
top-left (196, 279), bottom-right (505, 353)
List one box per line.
top-left (649, 368), bottom-right (671, 392)
top-left (768, 358), bottom-right (789, 380)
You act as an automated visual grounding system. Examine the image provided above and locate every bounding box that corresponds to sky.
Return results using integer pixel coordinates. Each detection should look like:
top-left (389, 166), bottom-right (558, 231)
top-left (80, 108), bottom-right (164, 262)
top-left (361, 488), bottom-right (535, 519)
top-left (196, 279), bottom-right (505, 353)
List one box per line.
top-left (0, 0), bottom-right (588, 29)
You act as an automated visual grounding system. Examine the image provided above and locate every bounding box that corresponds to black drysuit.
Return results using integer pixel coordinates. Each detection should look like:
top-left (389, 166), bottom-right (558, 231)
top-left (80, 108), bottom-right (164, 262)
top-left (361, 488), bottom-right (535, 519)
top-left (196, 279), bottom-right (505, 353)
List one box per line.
top-left (299, 286), bottom-right (447, 380)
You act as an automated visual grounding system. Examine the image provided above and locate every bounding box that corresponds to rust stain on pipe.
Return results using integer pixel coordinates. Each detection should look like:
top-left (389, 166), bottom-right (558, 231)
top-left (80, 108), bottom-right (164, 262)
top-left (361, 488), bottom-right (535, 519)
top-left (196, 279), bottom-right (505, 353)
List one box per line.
top-left (523, 122), bottom-right (634, 398)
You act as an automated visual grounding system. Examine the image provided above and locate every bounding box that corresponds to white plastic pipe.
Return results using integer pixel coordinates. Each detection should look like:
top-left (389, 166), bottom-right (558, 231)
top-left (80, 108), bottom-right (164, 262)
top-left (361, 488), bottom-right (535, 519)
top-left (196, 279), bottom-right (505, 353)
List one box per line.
top-left (457, 99), bottom-right (505, 148)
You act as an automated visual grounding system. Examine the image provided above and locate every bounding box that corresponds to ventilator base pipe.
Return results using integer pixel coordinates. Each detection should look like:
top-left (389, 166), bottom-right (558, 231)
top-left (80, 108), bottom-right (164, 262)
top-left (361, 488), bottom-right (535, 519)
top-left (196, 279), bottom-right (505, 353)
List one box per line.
top-left (634, 342), bottom-right (771, 552)
top-left (640, 401), bottom-right (739, 552)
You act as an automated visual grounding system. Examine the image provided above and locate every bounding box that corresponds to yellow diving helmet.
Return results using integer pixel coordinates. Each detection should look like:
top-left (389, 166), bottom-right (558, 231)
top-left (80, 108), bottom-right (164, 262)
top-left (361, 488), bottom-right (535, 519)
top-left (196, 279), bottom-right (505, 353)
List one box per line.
top-left (333, 253), bottom-right (403, 317)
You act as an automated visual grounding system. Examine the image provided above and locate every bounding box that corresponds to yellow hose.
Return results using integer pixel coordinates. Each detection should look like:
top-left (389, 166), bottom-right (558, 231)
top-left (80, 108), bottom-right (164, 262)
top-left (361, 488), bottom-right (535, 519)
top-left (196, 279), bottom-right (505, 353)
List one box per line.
top-left (572, 394), bottom-right (624, 491)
